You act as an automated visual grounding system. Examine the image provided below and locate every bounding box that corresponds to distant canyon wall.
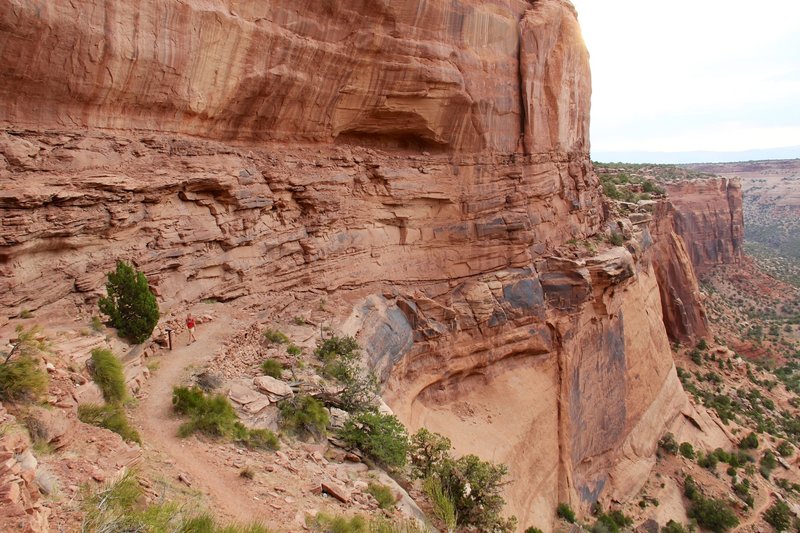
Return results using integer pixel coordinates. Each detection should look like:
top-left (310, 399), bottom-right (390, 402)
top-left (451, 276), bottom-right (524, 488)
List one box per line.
top-left (0, 1), bottom-right (737, 530)
top-left (665, 179), bottom-right (744, 275)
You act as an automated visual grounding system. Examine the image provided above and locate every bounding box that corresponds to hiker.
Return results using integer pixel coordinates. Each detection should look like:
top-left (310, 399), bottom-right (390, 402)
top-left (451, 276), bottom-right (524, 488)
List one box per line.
top-left (186, 314), bottom-right (197, 344)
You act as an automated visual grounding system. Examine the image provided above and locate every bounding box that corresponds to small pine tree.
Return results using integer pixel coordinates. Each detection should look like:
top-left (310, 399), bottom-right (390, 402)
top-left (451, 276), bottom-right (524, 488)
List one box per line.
top-left (99, 261), bottom-right (159, 344)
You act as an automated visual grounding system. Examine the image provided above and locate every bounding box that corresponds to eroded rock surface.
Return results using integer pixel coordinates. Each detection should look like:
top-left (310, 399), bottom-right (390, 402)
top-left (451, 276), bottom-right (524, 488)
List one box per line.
top-left (0, 0), bottom-right (740, 530)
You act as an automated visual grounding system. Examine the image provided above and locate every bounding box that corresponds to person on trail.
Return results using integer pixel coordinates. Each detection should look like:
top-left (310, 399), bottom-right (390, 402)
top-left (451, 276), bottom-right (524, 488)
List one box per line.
top-left (186, 314), bottom-right (196, 344)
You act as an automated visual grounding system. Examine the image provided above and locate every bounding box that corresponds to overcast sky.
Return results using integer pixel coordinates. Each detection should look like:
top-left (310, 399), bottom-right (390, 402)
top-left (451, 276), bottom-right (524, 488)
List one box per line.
top-left (569, 0), bottom-right (800, 162)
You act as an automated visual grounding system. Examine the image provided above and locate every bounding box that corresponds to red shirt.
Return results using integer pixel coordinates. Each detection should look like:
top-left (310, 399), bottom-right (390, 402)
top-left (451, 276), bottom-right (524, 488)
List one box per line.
top-left (186, 318), bottom-right (196, 329)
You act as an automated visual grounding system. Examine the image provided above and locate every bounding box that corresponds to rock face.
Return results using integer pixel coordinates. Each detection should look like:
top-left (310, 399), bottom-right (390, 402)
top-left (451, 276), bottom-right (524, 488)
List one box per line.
top-left (665, 179), bottom-right (744, 275)
top-left (0, 1), bottom-right (734, 530)
top-left (0, 0), bottom-right (588, 155)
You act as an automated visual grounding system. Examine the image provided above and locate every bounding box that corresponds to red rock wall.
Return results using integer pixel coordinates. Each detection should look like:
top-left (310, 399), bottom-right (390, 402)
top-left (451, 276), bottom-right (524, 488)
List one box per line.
top-left (0, 0), bottom-right (588, 155)
top-left (0, 1), bottom-right (729, 530)
top-left (665, 179), bottom-right (744, 275)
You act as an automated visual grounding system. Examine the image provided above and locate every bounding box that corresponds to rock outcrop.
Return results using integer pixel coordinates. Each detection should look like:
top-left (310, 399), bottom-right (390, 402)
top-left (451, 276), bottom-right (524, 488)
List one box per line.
top-left (0, 0), bottom-right (734, 530)
top-left (665, 179), bottom-right (744, 275)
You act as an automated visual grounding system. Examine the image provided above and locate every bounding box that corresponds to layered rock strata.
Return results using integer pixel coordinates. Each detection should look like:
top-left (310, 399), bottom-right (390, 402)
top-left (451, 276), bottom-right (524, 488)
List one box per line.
top-left (0, 0), bottom-right (735, 530)
top-left (665, 179), bottom-right (744, 275)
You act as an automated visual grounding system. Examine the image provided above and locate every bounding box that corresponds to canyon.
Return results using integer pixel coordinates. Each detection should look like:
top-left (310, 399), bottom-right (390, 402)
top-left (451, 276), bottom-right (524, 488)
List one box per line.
top-left (0, 0), bottom-right (746, 530)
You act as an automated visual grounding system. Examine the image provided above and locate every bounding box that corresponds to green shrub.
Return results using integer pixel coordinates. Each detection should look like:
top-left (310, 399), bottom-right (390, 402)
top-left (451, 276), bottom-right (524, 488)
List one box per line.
top-left (777, 440), bottom-right (794, 457)
top-left (0, 355), bottom-right (47, 402)
top-left (696, 339), bottom-right (709, 351)
top-left (661, 520), bottom-right (689, 533)
top-left (592, 510), bottom-right (632, 533)
top-left (98, 260), bottom-right (159, 344)
top-left (760, 450), bottom-right (777, 479)
top-left (423, 477), bottom-right (457, 532)
top-left (339, 412), bottom-right (408, 468)
top-left (90, 348), bottom-right (127, 403)
top-left (366, 482), bottom-right (395, 510)
top-left (525, 529), bottom-right (544, 533)
top-left (78, 403), bottom-right (141, 443)
top-left (172, 386), bottom-right (278, 450)
top-left (263, 329), bottom-right (289, 344)
top-left (683, 475), bottom-right (699, 500)
top-left (608, 232), bottom-right (624, 246)
top-left (659, 433), bottom-right (678, 455)
top-left (679, 442), bottom-right (695, 459)
top-left (698, 452), bottom-right (718, 470)
top-left (690, 349), bottom-right (703, 365)
top-left (236, 428), bottom-right (279, 451)
top-left (434, 455), bottom-right (515, 532)
top-left (409, 428), bottom-right (452, 480)
top-left (315, 336), bottom-right (378, 413)
top-left (739, 432), bottom-right (759, 449)
top-left (557, 502), bottom-right (576, 523)
top-left (688, 496), bottom-right (739, 533)
top-left (764, 500), bottom-right (792, 531)
top-left (260, 359), bottom-right (283, 379)
top-left (286, 344), bottom-right (302, 356)
top-left (279, 395), bottom-right (329, 439)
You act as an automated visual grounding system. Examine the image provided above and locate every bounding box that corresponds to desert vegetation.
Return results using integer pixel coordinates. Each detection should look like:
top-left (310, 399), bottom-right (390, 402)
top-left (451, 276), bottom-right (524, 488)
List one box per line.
top-left (98, 260), bottom-right (160, 344)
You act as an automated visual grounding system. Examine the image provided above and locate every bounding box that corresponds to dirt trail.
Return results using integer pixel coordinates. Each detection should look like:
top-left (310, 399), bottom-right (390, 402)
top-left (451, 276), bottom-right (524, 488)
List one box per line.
top-left (132, 318), bottom-right (264, 523)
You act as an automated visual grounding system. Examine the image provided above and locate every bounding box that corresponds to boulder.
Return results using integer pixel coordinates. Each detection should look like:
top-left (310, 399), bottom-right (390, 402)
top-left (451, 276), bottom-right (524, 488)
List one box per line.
top-left (253, 376), bottom-right (293, 401)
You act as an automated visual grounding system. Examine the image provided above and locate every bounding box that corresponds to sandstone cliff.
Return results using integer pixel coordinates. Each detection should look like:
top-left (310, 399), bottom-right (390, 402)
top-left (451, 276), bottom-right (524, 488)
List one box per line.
top-left (665, 179), bottom-right (744, 275)
top-left (0, 1), bottom-right (734, 530)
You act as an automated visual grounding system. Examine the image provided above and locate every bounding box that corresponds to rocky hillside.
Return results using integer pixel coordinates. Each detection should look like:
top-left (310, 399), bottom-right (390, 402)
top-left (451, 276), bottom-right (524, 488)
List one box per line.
top-left (0, 1), bottom-right (756, 531)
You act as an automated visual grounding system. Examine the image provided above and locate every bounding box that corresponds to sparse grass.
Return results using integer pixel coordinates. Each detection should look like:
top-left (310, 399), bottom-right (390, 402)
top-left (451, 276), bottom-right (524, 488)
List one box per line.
top-left (366, 482), bottom-right (395, 510)
top-left (423, 477), bottom-right (457, 532)
top-left (286, 344), bottom-right (302, 357)
top-left (0, 355), bottom-right (48, 402)
top-left (19, 309), bottom-right (33, 319)
top-left (89, 348), bottom-right (127, 404)
top-left (172, 386), bottom-right (279, 450)
top-left (91, 316), bottom-right (104, 332)
top-left (82, 472), bottom-right (274, 533)
top-left (263, 329), bottom-right (289, 344)
top-left (78, 403), bottom-right (141, 443)
top-left (260, 359), bottom-right (284, 379)
top-left (239, 467), bottom-right (255, 480)
top-left (279, 394), bottom-right (329, 439)
top-left (307, 512), bottom-right (368, 533)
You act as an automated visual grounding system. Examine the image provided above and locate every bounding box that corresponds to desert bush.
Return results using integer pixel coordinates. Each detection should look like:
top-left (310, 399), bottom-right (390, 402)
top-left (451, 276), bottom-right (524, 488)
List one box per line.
top-left (287, 344), bottom-right (302, 356)
top-left (263, 329), bottom-right (289, 344)
top-left (366, 482), bottom-right (395, 510)
top-left (261, 359), bottom-right (284, 379)
top-left (423, 477), bottom-right (457, 532)
top-left (98, 260), bottom-right (159, 344)
top-left (608, 232), bottom-right (624, 246)
top-left (239, 467), bottom-right (255, 480)
top-left (661, 520), bottom-right (689, 533)
top-left (659, 433), bottom-right (678, 455)
top-left (557, 503), bottom-right (576, 523)
top-left (688, 495), bottom-right (739, 533)
top-left (89, 348), bottom-right (127, 403)
top-left (777, 440), bottom-right (794, 457)
top-left (279, 394), bottom-right (329, 439)
top-left (738, 432), bottom-right (759, 449)
top-left (760, 450), bottom-right (777, 479)
top-left (78, 403), bottom-right (141, 443)
top-left (236, 428), bottom-right (280, 451)
top-left (679, 442), bottom-right (695, 459)
top-left (339, 412), bottom-right (408, 468)
top-left (409, 428), bottom-right (452, 480)
top-left (0, 355), bottom-right (47, 402)
top-left (683, 475), bottom-right (699, 500)
top-left (315, 336), bottom-right (378, 413)
top-left (172, 386), bottom-right (278, 450)
top-left (592, 510), bottom-right (632, 533)
top-left (697, 339), bottom-right (709, 350)
top-left (525, 529), bottom-right (544, 533)
top-left (764, 500), bottom-right (792, 531)
top-left (432, 455), bottom-right (515, 532)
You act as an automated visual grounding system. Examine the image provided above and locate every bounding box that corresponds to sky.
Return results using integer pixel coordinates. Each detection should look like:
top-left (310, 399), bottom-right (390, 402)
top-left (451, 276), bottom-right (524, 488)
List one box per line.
top-left (568, 0), bottom-right (800, 163)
